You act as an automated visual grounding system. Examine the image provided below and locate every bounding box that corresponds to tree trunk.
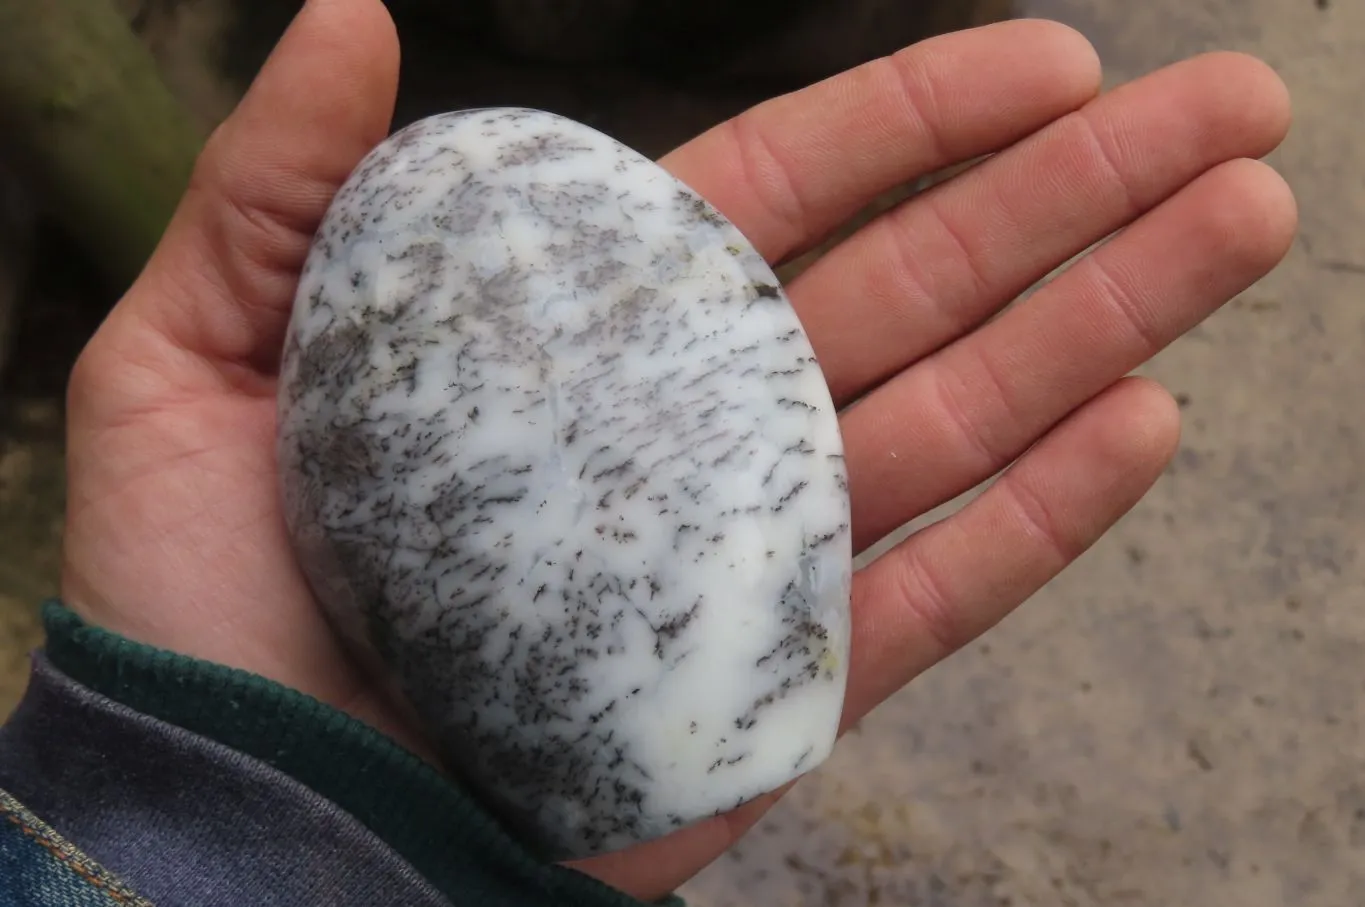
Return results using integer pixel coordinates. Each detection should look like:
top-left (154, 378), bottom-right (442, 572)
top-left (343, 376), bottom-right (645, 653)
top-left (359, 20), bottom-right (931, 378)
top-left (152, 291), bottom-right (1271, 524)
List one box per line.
top-left (0, 0), bottom-right (204, 289)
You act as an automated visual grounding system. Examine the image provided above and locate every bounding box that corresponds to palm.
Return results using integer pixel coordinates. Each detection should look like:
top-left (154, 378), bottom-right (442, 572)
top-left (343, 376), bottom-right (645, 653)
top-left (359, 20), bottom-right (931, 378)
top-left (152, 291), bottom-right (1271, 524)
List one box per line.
top-left (62, 363), bottom-right (404, 715)
top-left (57, 3), bottom-right (1295, 902)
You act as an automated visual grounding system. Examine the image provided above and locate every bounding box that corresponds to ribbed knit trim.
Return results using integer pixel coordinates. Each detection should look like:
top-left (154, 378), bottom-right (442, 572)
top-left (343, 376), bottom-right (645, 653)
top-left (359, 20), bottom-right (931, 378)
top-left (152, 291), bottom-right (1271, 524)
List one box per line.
top-left (40, 601), bottom-right (681, 907)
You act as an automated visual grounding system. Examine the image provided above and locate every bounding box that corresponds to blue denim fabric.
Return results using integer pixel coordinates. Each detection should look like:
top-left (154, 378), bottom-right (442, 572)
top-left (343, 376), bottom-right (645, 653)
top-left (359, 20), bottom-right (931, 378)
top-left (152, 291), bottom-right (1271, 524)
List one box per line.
top-left (0, 657), bottom-right (452, 907)
top-left (0, 788), bottom-right (153, 907)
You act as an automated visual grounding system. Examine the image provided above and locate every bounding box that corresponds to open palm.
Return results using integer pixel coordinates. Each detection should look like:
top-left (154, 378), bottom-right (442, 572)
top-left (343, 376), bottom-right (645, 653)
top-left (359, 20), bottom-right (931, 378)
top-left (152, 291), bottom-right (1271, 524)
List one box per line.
top-left (58, 1), bottom-right (1295, 901)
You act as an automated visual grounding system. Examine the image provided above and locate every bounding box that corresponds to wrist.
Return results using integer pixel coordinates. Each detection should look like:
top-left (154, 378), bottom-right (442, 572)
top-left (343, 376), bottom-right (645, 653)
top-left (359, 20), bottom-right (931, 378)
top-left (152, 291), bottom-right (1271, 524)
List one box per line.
top-left (37, 600), bottom-right (679, 907)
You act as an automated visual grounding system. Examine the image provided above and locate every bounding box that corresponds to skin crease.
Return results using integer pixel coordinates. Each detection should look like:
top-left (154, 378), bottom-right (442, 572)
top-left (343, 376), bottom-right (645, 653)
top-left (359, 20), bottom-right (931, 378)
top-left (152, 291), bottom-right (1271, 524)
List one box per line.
top-left (57, 0), bottom-right (1296, 901)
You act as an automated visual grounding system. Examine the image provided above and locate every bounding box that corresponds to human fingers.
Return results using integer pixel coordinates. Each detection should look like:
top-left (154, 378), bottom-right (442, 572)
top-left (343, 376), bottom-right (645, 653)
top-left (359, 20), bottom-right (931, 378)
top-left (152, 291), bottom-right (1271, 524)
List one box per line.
top-left (842, 376), bottom-right (1179, 719)
top-left (845, 157), bottom-right (1296, 551)
top-left (793, 51), bottom-right (1292, 405)
top-left (660, 19), bottom-right (1101, 264)
top-left (96, 0), bottom-right (399, 381)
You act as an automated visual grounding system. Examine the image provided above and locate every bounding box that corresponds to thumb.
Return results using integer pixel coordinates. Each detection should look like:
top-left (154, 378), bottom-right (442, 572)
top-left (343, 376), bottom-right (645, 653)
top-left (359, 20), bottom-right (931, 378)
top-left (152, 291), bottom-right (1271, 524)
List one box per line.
top-left (113, 0), bottom-right (399, 376)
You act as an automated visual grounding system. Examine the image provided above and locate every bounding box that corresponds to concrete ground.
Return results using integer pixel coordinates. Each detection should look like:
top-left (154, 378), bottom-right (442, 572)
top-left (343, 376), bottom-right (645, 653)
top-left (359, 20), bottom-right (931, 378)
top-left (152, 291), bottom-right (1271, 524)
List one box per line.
top-left (681, 0), bottom-right (1365, 904)
top-left (1, 0), bottom-right (1361, 905)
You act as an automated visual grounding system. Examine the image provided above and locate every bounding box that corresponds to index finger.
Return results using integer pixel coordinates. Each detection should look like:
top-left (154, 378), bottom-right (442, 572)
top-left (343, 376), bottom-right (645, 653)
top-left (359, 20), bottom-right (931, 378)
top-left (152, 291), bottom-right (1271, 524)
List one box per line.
top-left (660, 19), bottom-right (1102, 264)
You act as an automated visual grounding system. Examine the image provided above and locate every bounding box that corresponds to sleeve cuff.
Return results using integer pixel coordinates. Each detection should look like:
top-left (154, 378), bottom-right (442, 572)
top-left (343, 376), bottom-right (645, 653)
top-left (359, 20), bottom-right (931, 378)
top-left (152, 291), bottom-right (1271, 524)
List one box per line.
top-left (40, 600), bottom-right (681, 907)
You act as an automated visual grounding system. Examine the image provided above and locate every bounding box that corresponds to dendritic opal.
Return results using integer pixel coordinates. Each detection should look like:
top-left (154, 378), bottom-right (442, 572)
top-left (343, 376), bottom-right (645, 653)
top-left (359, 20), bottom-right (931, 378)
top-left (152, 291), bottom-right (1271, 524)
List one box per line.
top-left (276, 108), bottom-right (852, 859)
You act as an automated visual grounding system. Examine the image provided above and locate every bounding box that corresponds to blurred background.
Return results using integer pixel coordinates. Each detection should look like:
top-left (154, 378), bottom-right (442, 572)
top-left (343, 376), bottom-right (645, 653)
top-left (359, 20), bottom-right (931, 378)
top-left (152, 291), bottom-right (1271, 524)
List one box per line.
top-left (0, 1), bottom-right (1360, 904)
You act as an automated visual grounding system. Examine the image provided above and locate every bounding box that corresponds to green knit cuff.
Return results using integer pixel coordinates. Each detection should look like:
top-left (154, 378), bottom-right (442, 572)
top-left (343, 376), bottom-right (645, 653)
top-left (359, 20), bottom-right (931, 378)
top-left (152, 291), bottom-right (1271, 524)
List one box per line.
top-left (40, 601), bottom-right (682, 907)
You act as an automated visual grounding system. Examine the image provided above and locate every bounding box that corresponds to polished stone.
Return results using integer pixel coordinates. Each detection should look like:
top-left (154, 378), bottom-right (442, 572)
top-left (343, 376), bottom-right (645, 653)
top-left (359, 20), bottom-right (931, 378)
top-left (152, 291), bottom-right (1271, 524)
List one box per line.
top-left (276, 108), bottom-right (851, 859)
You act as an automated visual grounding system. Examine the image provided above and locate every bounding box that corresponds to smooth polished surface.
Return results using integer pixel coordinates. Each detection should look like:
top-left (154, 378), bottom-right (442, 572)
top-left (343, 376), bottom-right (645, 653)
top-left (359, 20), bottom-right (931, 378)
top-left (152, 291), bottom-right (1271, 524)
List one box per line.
top-left (275, 108), bottom-right (851, 859)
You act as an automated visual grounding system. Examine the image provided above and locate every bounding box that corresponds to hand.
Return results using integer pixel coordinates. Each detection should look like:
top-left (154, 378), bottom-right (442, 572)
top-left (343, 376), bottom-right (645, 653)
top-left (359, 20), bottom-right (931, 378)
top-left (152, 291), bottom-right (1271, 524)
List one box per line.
top-left (59, 0), bottom-right (1295, 900)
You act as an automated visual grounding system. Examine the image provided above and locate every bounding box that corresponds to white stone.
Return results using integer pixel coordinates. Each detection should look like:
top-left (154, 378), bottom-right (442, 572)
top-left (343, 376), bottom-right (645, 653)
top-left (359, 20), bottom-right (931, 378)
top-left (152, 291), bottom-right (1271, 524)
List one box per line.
top-left (276, 108), bottom-right (852, 859)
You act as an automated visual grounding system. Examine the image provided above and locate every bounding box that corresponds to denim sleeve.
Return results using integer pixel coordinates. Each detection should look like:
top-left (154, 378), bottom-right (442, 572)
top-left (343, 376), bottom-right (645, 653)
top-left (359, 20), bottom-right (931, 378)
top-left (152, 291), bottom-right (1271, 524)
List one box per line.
top-left (0, 656), bottom-right (455, 907)
top-left (0, 604), bottom-right (676, 907)
top-left (0, 786), bottom-right (156, 907)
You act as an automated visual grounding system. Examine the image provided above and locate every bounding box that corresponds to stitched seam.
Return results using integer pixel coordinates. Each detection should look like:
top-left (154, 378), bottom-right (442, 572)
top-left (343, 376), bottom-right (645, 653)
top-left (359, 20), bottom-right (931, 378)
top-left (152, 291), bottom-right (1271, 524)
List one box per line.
top-left (0, 790), bottom-right (156, 906)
